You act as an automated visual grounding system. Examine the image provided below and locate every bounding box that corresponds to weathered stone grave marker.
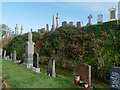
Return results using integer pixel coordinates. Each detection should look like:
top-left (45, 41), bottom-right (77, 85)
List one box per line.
top-left (4, 50), bottom-right (6, 58)
top-left (47, 59), bottom-right (56, 77)
top-left (32, 53), bottom-right (40, 73)
top-left (110, 67), bottom-right (120, 89)
top-left (76, 63), bottom-right (91, 86)
top-left (13, 51), bottom-right (17, 63)
top-left (23, 29), bottom-right (35, 68)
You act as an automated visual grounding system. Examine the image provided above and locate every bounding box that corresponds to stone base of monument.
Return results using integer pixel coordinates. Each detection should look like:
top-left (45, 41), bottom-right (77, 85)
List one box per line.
top-left (32, 67), bottom-right (40, 73)
top-left (22, 63), bottom-right (33, 69)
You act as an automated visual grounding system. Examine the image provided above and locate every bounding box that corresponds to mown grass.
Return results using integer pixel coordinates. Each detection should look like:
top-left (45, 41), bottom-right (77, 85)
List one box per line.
top-left (1, 58), bottom-right (108, 88)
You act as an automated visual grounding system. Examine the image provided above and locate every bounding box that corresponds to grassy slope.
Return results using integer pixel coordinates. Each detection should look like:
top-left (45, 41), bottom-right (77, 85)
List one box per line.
top-left (1, 58), bottom-right (106, 88)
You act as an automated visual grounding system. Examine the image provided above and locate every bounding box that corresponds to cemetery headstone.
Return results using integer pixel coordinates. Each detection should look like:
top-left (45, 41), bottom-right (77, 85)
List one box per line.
top-left (23, 30), bottom-right (35, 68)
top-left (86, 14), bottom-right (93, 25)
top-left (97, 14), bottom-right (103, 24)
top-left (13, 51), bottom-right (17, 63)
top-left (4, 50), bottom-right (6, 58)
top-left (47, 59), bottom-right (56, 77)
top-left (108, 7), bottom-right (117, 21)
top-left (110, 67), bottom-right (120, 89)
top-left (33, 53), bottom-right (39, 68)
top-left (76, 63), bottom-right (91, 86)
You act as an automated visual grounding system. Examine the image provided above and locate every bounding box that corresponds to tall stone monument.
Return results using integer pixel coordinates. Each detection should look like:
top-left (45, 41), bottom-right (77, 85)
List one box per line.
top-left (110, 67), bottom-right (120, 89)
top-left (15, 24), bottom-right (18, 36)
top-left (87, 14), bottom-right (93, 25)
top-left (52, 14), bottom-right (56, 31)
top-left (12, 31), bottom-right (14, 37)
top-left (13, 50), bottom-right (17, 62)
top-left (97, 14), bottom-right (103, 24)
top-left (21, 25), bottom-right (23, 35)
top-left (23, 29), bottom-right (35, 68)
top-left (118, 1), bottom-right (120, 20)
top-left (56, 13), bottom-right (59, 28)
top-left (46, 24), bottom-right (49, 31)
top-left (108, 6), bottom-right (117, 21)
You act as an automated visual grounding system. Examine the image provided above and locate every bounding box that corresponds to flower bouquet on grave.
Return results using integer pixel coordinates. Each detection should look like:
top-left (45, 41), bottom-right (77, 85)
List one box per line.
top-left (74, 75), bottom-right (80, 85)
top-left (17, 60), bottom-right (22, 64)
top-left (78, 80), bottom-right (84, 87)
top-left (83, 82), bottom-right (89, 88)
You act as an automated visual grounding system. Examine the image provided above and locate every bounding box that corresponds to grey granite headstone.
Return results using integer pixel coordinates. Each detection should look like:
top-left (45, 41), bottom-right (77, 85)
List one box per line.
top-left (110, 67), bottom-right (120, 89)
top-left (4, 50), bottom-right (6, 58)
top-left (13, 51), bottom-right (16, 62)
top-left (52, 60), bottom-right (56, 77)
top-left (97, 14), bottom-right (103, 24)
top-left (47, 59), bottom-right (56, 77)
top-left (33, 53), bottom-right (39, 68)
top-left (23, 30), bottom-right (35, 68)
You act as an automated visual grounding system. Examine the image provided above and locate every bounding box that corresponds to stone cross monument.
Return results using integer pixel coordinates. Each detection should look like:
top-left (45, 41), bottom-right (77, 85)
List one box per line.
top-left (15, 24), bottom-right (18, 36)
top-left (87, 14), bottom-right (93, 25)
top-left (52, 14), bottom-right (56, 31)
top-left (108, 6), bottom-right (117, 21)
top-left (97, 14), bottom-right (103, 24)
top-left (56, 13), bottom-right (59, 28)
top-left (118, 1), bottom-right (120, 20)
top-left (21, 25), bottom-right (23, 35)
top-left (23, 29), bottom-right (35, 68)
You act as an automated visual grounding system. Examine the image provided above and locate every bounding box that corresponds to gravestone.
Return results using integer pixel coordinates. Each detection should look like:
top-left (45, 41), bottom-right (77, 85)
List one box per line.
top-left (0, 48), bottom-right (2, 58)
top-left (87, 14), bottom-right (93, 25)
top-left (108, 6), bottom-right (117, 21)
top-left (47, 59), bottom-right (56, 77)
top-left (97, 14), bottom-right (103, 24)
top-left (62, 21), bottom-right (67, 26)
top-left (33, 53), bottom-right (39, 68)
top-left (13, 51), bottom-right (17, 63)
top-left (76, 63), bottom-right (91, 86)
top-left (23, 30), bottom-right (35, 68)
top-left (4, 50), bottom-right (6, 58)
top-left (110, 67), bottom-right (120, 89)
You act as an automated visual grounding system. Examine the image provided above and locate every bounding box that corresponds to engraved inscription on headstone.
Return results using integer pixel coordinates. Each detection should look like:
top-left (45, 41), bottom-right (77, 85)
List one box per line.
top-left (110, 67), bottom-right (120, 89)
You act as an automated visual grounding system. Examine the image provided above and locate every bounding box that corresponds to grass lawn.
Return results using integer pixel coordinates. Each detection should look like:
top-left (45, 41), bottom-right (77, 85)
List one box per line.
top-left (1, 58), bottom-right (107, 88)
